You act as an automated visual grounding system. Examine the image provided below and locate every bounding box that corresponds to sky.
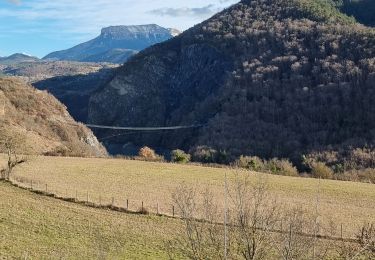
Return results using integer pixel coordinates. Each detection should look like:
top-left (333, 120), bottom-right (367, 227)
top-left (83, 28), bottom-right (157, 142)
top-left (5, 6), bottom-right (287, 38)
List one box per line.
top-left (0, 0), bottom-right (239, 58)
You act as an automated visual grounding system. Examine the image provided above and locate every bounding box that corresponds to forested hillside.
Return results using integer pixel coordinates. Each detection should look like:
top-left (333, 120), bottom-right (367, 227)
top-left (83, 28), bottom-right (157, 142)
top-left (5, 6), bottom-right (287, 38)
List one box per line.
top-left (89, 0), bottom-right (375, 174)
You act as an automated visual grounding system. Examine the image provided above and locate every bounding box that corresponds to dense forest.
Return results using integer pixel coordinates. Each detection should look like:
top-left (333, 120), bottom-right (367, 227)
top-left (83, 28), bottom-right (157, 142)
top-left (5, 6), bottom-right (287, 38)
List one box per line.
top-left (89, 0), bottom-right (375, 177)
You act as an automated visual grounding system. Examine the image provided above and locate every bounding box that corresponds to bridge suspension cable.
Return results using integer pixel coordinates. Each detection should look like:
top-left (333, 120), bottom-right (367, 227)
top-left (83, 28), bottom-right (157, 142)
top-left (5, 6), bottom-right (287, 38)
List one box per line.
top-left (85, 123), bottom-right (205, 131)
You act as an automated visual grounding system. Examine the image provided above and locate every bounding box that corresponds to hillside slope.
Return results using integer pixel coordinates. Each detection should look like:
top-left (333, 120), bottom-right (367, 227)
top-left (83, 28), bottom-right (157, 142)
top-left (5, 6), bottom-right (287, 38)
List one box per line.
top-left (0, 53), bottom-right (39, 66)
top-left (88, 0), bottom-right (375, 168)
top-left (0, 61), bottom-right (118, 122)
top-left (0, 181), bottom-right (179, 259)
top-left (0, 77), bottom-right (106, 157)
top-left (44, 25), bottom-right (180, 63)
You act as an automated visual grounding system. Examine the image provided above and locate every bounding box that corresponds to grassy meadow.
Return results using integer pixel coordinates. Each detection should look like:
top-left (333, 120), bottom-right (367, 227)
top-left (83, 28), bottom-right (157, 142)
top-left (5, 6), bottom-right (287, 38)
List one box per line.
top-left (0, 181), bottom-right (185, 259)
top-left (7, 155), bottom-right (375, 239)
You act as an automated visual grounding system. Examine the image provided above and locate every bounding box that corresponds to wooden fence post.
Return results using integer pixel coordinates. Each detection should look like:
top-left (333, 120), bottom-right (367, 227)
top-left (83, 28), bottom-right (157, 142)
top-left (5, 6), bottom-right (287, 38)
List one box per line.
top-left (172, 205), bottom-right (175, 217)
top-left (30, 180), bottom-right (33, 189)
top-left (112, 197), bottom-right (114, 207)
top-left (157, 203), bottom-right (159, 215)
top-left (126, 199), bottom-right (129, 210)
top-left (341, 224), bottom-right (343, 240)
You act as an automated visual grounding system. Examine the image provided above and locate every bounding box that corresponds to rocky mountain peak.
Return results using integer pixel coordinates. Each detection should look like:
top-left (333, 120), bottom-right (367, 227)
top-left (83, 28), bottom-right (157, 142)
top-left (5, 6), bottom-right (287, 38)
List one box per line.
top-left (43, 24), bottom-right (180, 63)
top-left (100, 24), bottom-right (179, 38)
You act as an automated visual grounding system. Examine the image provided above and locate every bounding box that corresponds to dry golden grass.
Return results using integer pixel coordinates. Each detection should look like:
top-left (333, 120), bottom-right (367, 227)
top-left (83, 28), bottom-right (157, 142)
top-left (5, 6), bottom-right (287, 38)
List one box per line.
top-left (0, 181), bottom-right (184, 259)
top-left (8, 155), bottom-right (375, 239)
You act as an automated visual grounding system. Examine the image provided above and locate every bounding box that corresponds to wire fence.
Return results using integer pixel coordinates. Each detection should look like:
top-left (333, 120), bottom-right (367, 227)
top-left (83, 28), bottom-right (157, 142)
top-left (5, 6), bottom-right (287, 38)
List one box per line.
top-left (6, 175), bottom-right (363, 244)
top-left (10, 175), bottom-right (178, 217)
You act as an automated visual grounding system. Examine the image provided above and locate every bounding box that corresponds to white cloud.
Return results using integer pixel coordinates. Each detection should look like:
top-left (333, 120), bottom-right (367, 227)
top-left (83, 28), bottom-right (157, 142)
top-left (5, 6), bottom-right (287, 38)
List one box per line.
top-left (149, 5), bottom-right (219, 18)
top-left (0, 0), bottom-right (239, 33)
top-left (6, 0), bottom-right (21, 5)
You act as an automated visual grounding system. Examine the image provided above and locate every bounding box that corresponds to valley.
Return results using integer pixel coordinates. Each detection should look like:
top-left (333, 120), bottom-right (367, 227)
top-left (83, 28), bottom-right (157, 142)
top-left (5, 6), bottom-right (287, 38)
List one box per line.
top-left (0, 0), bottom-right (375, 259)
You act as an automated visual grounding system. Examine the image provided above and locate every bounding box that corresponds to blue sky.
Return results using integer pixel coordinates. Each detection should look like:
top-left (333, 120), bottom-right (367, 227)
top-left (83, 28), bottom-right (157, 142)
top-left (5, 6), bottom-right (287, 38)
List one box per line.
top-left (0, 0), bottom-right (238, 58)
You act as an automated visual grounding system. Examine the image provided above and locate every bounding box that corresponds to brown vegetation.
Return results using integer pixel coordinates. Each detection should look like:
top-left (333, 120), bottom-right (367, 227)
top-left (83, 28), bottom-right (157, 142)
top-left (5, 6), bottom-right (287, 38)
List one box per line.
top-left (138, 146), bottom-right (164, 161)
top-left (0, 77), bottom-right (106, 157)
top-left (168, 175), bottom-right (375, 259)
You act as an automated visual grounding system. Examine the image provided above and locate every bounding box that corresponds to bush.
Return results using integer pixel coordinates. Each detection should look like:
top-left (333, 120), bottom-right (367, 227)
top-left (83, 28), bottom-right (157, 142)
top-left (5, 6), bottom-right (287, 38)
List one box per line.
top-left (171, 149), bottom-right (191, 164)
top-left (138, 146), bottom-right (164, 162)
top-left (264, 158), bottom-right (299, 177)
top-left (310, 161), bottom-right (334, 179)
top-left (235, 156), bottom-right (299, 176)
top-left (190, 146), bottom-right (219, 163)
top-left (235, 156), bottom-right (264, 171)
top-left (44, 146), bottom-right (70, 157)
top-left (358, 169), bottom-right (375, 184)
top-left (338, 168), bottom-right (375, 183)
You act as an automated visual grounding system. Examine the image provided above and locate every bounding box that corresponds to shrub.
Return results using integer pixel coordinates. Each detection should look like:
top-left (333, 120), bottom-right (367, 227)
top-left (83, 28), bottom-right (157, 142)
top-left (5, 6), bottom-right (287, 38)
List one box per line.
top-left (216, 150), bottom-right (230, 164)
top-left (358, 169), bottom-right (375, 184)
top-left (347, 148), bottom-right (375, 170)
top-left (44, 146), bottom-right (70, 157)
top-left (235, 156), bottom-right (299, 176)
top-left (264, 158), bottom-right (299, 177)
top-left (235, 156), bottom-right (264, 171)
top-left (171, 149), bottom-right (191, 164)
top-left (340, 168), bottom-right (375, 183)
top-left (191, 146), bottom-right (219, 163)
top-left (357, 223), bottom-right (375, 253)
top-left (310, 161), bottom-right (334, 179)
top-left (139, 146), bottom-right (157, 159)
top-left (138, 146), bottom-right (164, 162)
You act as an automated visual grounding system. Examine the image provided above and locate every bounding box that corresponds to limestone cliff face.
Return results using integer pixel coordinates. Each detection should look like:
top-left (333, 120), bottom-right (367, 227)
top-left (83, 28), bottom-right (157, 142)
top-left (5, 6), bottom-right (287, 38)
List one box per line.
top-left (43, 25), bottom-right (180, 64)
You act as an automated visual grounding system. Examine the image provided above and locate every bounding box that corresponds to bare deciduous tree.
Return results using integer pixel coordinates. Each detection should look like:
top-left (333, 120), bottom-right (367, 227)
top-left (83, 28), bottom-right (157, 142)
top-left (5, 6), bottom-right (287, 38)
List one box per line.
top-left (337, 223), bottom-right (375, 260)
top-left (0, 127), bottom-right (28, 180)
top-left (167, 183), bottom-right (225, 260)
top-left (167, 173), bottom-right (371, 260)
top-left (229, 173), bottom-right (279, 260)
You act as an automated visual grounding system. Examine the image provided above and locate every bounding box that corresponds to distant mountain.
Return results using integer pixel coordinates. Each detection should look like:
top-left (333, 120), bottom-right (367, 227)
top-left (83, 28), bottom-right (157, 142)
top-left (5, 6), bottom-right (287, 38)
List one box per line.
top-left (43, 24), bottom-right (181, 64)
top-left (88, 0), bottom-right (375, 171)
top-left (0, 53), bottom-right (39, 65)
